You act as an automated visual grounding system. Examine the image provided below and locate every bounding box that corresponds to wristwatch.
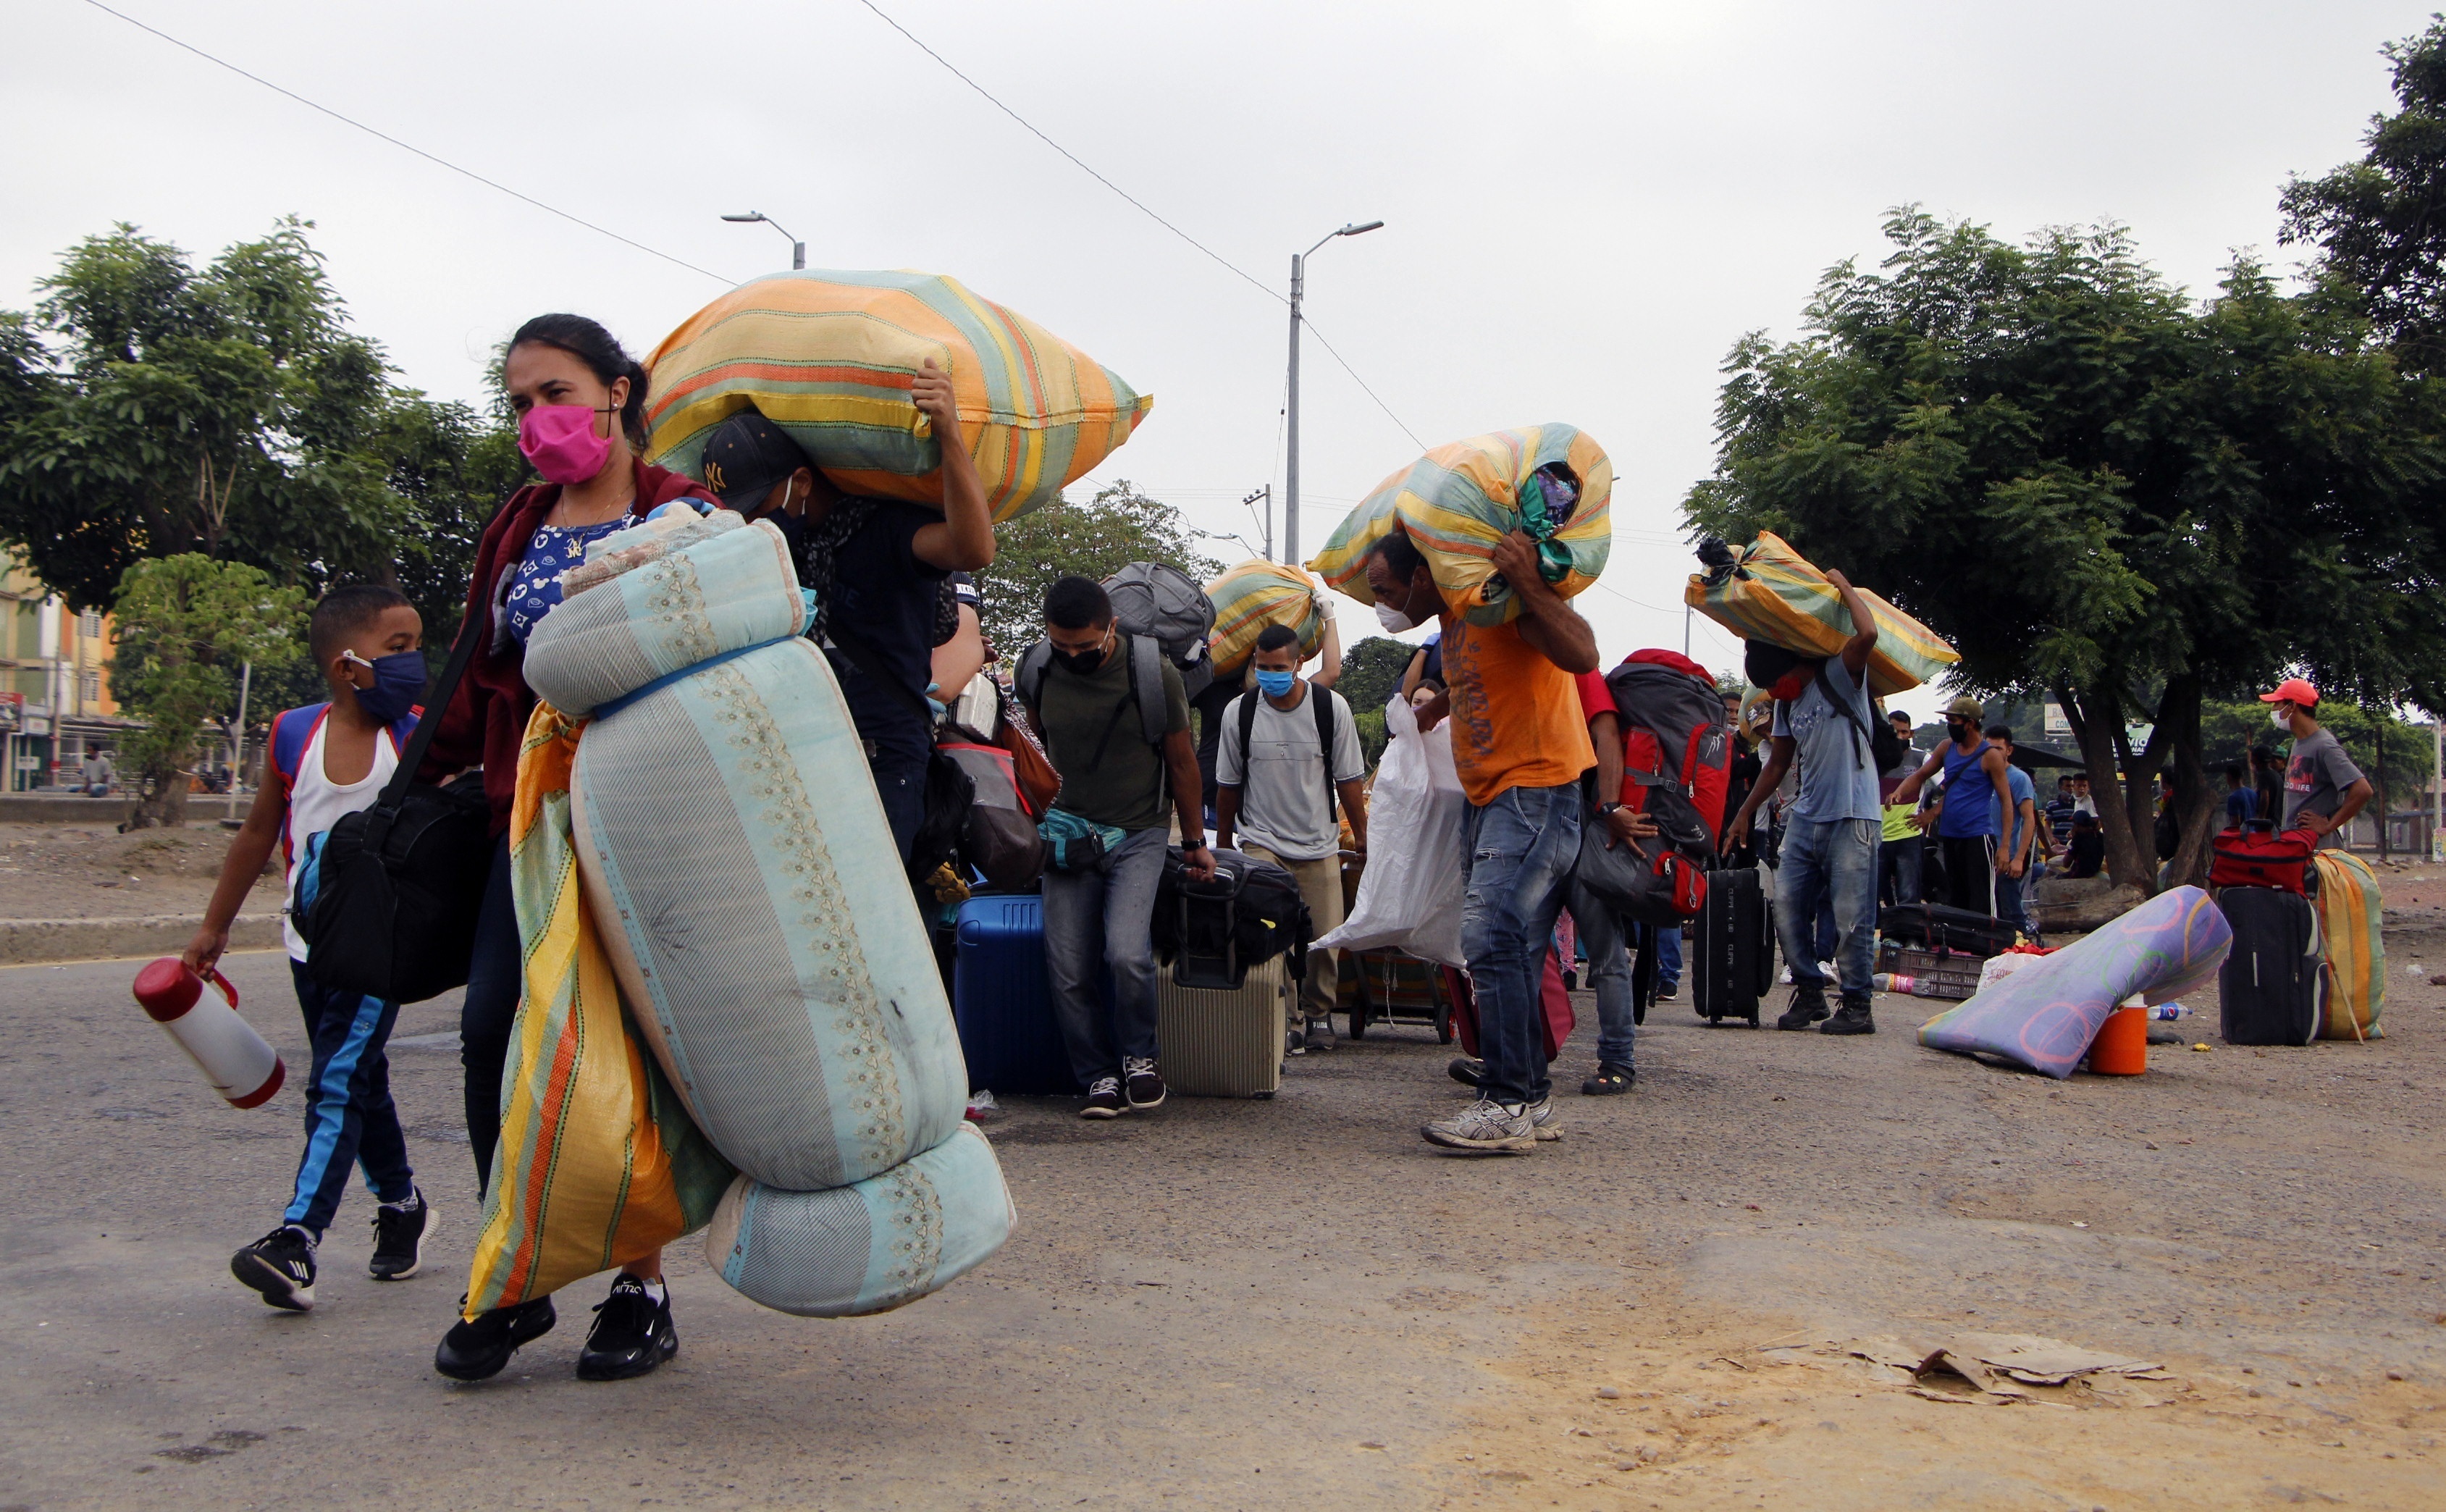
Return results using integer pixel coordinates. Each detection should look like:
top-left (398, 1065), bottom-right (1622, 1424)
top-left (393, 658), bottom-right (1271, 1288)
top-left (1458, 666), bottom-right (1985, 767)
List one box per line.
top-left (1598, 802), bottom-right (1623, 816)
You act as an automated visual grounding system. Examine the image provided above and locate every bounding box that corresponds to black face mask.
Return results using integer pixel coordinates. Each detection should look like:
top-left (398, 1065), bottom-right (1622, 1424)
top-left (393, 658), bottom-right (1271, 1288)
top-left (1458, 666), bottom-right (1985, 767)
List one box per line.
top-left (1947, 719), bottom-right (1970, 743)
top-left (1051, 644), bottom-right (1106, 676)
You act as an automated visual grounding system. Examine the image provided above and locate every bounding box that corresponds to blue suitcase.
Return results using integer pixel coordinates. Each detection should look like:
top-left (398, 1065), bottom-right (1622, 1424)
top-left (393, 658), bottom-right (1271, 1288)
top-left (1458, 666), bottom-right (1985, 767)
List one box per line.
top-left (954, 894), bottom-right (1085, 1096)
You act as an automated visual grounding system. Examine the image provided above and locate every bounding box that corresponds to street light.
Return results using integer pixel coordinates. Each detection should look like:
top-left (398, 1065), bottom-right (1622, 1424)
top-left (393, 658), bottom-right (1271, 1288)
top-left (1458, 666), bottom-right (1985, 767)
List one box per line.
top-left (1284, 219), bottom-right (1383, 566)
top-left (722, 211), bottom-right (806, 270)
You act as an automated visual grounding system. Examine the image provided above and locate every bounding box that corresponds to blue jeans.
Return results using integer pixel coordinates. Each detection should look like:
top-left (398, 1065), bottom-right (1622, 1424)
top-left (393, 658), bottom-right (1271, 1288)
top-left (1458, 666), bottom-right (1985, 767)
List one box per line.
top-left (285, 962), bottom-right (413, 1235)
top-left (1463, 783), bottom-right (1582, 1106)
top-left (1041, 826), bottom-right (1169, 1087)
top-left (1996, 867), bottom-right (2031, 938)
top-left (1652, 920), bottom-right (1681, 991)
top-left (1773, 817), bottom-right (1880, 1003)
top-left (1568, 883), bottom-right (1634, 1067)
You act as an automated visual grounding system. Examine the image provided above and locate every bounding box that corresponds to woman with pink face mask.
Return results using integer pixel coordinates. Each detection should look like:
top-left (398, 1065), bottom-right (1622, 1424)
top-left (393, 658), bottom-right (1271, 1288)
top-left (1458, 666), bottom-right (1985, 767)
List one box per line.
top-left (419, 314), bottom-right (714, 1385)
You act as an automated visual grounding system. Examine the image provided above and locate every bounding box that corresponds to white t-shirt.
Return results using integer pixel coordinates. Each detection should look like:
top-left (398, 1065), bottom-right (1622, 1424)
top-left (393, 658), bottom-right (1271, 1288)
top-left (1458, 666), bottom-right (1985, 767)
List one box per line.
top-left (1216, 684), bottom-right (1366, 861)
top-left (282, 711), bottom-right (401, 962)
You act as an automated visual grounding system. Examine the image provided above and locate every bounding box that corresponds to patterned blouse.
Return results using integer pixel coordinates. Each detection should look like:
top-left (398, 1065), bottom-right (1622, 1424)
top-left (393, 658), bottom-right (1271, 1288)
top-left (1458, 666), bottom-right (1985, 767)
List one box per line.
top-left (503, 518), bottom-right (629, 645)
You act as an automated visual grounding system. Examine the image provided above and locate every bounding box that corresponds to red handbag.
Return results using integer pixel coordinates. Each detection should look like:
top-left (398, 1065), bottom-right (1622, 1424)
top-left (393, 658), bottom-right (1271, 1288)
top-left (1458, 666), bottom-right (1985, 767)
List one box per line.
top-left (2209, 821), bottom-right (2314, 893)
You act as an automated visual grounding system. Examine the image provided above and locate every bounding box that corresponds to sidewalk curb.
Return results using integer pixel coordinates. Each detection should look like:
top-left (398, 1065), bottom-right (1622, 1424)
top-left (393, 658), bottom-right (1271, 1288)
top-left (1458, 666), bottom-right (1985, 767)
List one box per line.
top-left (0, 913), bottom-right (281, 965)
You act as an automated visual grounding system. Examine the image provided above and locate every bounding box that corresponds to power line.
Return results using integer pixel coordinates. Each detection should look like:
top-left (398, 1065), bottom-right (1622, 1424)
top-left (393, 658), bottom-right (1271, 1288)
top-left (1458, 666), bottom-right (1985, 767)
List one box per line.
top-left (1300, 316), bottom-right (1426, 450)
top-left (81, 0), bottom-right (734, 285)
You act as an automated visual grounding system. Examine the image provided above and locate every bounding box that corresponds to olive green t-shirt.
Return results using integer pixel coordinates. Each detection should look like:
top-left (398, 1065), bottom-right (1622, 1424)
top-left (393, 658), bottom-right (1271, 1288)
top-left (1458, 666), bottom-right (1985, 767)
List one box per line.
top-left (1027, 637), bottom-right (1190, 832)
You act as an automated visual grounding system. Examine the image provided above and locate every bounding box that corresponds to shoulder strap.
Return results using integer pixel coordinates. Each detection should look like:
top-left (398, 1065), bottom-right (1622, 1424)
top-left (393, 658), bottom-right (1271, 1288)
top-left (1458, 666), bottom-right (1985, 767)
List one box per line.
top-left (271, 705), bottom-right (329, 797)
top-left (1812, 662), bottom-right (1872, 770)
top-left (1313, 684), bottom-right (1340, 824)
top-left (1016, 639), bottom-right (1052, 710)
top-left (1236, 688), bottom-right (1259, 773)
top-left (1128, 632), bottom-right (1165, 748)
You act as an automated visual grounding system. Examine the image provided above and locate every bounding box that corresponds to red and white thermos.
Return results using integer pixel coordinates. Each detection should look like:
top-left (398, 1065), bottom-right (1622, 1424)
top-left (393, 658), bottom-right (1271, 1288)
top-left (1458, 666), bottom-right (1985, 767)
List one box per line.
top-left (132, 957), bottom-right (285, 1109)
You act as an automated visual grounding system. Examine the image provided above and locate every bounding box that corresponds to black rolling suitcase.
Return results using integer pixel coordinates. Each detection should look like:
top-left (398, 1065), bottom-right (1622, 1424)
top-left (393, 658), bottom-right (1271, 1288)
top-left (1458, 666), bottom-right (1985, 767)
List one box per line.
top-left (2216, 886), bottom-right (2321, 1046)
top-left (1692, 865), bottom-right (1774, 1025)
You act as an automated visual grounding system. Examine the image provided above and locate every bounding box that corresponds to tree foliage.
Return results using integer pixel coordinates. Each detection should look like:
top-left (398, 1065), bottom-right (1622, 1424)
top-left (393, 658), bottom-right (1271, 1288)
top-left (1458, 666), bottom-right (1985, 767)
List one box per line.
top-left (1333, 634), bottom-right (1414, 723)
top-left (970, 480), bottom-right (1222, 658)
top-left (109, 553), bottom-right (306, 826)
top-left (0, 221), bottom-right (517, 647)
top-left (1684, 209), bottom-right (2446, 887)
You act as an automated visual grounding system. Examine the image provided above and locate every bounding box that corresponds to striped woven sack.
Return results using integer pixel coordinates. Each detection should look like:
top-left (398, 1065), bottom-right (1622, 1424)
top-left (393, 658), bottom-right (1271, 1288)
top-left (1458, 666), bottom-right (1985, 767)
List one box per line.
top-left (2311, 849), bottom-right (2385, 1040)
top-left (1685, 531), bottom-right (1959, 697)
top-left (1206, 558), bottom-right (1324, 679)
top-left (643, 270), bottom-right (1151, 523)
top-left (1306, 424), bottom-right (1614, 627)
top-left (463, 703), bottom-right (735, 1319)
top-left (525, 509), bottom-right (1014, 1315)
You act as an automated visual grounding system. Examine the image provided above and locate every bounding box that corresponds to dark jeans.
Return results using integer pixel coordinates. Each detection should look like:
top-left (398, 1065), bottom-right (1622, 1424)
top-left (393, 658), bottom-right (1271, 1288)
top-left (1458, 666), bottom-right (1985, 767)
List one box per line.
top-left (1461, 782), bottom-right (1581, 1107)
top-left (1568, 883), bottom-right (1634, 1067)
top-left (461, 833), bottom-right (521, 1196)
top-left (1938, 835), bottom-right (1998, 917)
top-left (284, 962), bottom-right (413, 1234)
top-left (1041, 826), bottom-right (1169, 1087)
top-left (869, 743), bottom-right (928, 863)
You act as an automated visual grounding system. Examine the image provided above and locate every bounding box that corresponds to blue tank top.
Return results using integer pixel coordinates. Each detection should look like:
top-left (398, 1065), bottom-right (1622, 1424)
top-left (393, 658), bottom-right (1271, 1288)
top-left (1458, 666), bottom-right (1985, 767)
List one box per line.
top-left (1939, 739), bottom-right (1999, 838)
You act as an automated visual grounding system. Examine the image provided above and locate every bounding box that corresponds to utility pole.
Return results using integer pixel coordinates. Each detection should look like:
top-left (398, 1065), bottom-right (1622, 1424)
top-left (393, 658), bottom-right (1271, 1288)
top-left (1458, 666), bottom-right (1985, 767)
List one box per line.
top-left (1282, 220), bottom-right (1383, 567)
top-left (225, 661), bottom-right (251, 821)
top-left (1243, 486), bottom-right (1272, 563)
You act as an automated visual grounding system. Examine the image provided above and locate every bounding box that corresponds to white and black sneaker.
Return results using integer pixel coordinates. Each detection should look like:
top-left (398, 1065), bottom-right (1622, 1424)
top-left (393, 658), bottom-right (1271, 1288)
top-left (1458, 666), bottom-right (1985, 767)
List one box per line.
top-left (1527, 1096), bottom-right (1562, 1142)
top-left (1080, 1076), bottom-right (1127, 1119)
top-left (1420, 1097), bottom-right (1537, 1154)
top-left (1123, 1057), bottom-right (1167, 1110)
top-left (231, 1225), bottom-right (318, 1311)
top-left (370, 1188), bottom-right (433, 1280)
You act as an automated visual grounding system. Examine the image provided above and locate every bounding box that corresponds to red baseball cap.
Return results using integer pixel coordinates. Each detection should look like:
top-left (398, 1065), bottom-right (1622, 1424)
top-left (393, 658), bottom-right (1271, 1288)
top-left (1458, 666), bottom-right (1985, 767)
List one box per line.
top-left (2258, 677), bottom-right (2319, 707)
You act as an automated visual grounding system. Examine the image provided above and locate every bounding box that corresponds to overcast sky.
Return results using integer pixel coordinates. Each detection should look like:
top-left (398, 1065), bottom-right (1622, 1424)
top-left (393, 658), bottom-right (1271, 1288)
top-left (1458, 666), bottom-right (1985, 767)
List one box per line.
top-left (4, 0), bottom-right (2427, 721)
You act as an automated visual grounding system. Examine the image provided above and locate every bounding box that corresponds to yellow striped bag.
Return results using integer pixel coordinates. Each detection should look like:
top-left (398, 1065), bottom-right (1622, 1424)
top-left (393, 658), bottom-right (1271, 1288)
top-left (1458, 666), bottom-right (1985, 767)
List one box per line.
top-left (463, 704), bottom-right (734, 1320)
top-left (2311, 849), bottom-right (2385, 1040)
top-left (1306, 424), bottom-right (1613, 627)
top-left (1206, 558), bottom-right (1324, 678)
top-left (1685, 531), bottom-right (1959, 697)
top-left (644, 271), bottom-right (1152, 523)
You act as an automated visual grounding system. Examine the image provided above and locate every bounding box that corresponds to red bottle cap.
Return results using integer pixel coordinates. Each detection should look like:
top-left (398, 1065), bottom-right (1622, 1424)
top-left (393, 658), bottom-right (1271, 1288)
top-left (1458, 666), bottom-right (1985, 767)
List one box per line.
top-left (132, 957), bottom-right (236, 1022)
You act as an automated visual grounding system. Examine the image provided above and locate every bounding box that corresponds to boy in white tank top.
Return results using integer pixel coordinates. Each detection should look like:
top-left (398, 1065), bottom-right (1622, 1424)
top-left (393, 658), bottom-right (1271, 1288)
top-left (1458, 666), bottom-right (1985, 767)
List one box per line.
top-left (185, 586), bottom-right (433, 1311)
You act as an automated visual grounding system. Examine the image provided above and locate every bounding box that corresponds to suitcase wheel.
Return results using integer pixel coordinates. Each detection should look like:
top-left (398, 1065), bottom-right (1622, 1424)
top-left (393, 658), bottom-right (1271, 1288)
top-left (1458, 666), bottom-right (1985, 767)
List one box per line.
top-left (1434, 1003), bottom-right (1454, 1045)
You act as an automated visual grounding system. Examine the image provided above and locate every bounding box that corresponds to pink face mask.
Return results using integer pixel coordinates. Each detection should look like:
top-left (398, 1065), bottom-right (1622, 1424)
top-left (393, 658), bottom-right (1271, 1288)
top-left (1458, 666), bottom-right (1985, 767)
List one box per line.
top-left (518, 403), bottom-right (617, 485)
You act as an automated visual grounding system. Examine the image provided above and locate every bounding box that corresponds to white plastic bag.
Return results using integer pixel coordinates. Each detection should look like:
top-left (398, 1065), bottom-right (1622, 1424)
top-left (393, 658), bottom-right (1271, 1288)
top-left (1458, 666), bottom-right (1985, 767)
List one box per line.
top-left (1316, 695), bottom-right (1468, 965)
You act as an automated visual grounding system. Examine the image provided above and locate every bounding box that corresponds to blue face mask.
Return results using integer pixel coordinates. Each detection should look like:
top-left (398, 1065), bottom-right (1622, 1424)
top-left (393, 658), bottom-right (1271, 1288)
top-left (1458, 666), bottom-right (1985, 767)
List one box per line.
top-left (346, 650), bottom-right (427, 725)
top-left (1254, 669), bottom-right (1297, 699)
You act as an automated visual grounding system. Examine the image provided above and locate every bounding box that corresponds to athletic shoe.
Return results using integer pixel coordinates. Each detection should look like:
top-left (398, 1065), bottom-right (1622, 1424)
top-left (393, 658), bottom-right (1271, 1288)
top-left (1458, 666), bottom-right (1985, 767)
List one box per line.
top-left (1656, 981), bottom-right (1680, 1002)
top-left (230, 1225), bottom-right (317, 1312)
top-left (1447, 1056), bottom-right (1487, 1089)
top-left (1527, 1096), bottom-right (1562, 1141)
top-left (1080, 1076), bottom-right (1127, 1119)
top-left (369, 1189), bottom-right (432, 1281)
top-left (1821, 1000), bottom-right (1878, 1036)
top-left (1302, 1016), bottom-right (1337, 1053)
top-left (434, 1295), bottom-right (557, 1381)
top-left (1124, 1057), bottom-right (1166, 1109)
top-left (1286, 1028), bottom-right (1307, 1057)
top-left (576, 1275), bottom-right (678, 1382)
top-left (1420, 1097), bottom-right (1537, 1154)
top-left (1580, 1062), bottom-right (1635, 1096)
top-left (1775, 988), bottom-right (1830, 1030)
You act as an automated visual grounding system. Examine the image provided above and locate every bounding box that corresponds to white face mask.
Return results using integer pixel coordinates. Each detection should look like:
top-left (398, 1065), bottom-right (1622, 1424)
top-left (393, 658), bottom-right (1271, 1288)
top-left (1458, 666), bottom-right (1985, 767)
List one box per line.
top-left (1375, 599), bottom-right (1421, 634)
top-left (2271, 705), bottom-right (2292, 730)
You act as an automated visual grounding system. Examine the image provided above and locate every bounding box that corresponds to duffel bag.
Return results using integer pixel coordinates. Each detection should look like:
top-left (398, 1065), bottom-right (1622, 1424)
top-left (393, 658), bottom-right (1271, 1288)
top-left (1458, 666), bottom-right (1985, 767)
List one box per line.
top-left (940, 741), bottom-right (1046, 889)
top-left (1152, 847), bottom-right (1314, 984)
top-left (2210, 820), bottom-right (2313, 894)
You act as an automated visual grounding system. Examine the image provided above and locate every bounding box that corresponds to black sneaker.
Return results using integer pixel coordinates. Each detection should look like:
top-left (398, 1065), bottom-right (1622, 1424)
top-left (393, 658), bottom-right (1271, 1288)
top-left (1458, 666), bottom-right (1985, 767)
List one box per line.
top-left (434, 1295), bottom-right (557, 1381)
top-left (1302, 1016), bottom-right (1337, 1053)
top-left (1124, 1056), bottom-right (1166, 1109)
top-left (230, 1225), bottom-right (317, 1311)
top-left (369, 1189), bottom-right (433, 1281)
top-left (1580, 1062), bottom-right (1634, 1096)
top-left (1080, 1076), bottom-right (1127, 1119)
top-left (1821, 999), bottom-right (1878, 1036)
top-left (1656, 981), bottom-right (1680, 1002)
top-left (1775, 988), bottom-right (1829, 1030)
top-left (577, 1275), bottom-right (678, 1382)
top-left (1447, 1056), bottom-right (1487, 1088)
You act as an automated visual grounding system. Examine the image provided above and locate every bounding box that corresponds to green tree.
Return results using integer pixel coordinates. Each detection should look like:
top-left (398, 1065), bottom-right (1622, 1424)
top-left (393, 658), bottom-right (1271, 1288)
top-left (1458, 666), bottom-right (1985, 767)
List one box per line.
top-left (109, 554), bottom-right (305, 827)
top-left (971, 479), bottom-right (1222, 658)
top-left (2281, 16), bottom-right (2446, 374)
top-left (1334, 634), bottom-right (1414, 722)
top-left (1685, 209), bottom-right (2446, 889)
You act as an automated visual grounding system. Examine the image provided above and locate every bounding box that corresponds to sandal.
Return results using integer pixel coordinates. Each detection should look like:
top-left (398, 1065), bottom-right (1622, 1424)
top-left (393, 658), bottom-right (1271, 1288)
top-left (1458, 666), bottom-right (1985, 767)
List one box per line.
top-left (1579, 1062), bottom-right (1634, 1096)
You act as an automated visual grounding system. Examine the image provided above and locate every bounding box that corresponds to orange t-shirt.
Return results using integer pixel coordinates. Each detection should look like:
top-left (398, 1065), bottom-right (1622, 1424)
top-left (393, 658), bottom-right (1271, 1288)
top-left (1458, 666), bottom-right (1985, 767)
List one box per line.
top-left (1440, 612), bottom-right (1596, 807)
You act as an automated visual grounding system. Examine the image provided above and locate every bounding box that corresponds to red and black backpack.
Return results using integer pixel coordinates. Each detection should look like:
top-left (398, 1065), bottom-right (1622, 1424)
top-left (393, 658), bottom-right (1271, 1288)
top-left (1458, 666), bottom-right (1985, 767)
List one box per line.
top-left (1603, 649), bottom-right (1733, 843)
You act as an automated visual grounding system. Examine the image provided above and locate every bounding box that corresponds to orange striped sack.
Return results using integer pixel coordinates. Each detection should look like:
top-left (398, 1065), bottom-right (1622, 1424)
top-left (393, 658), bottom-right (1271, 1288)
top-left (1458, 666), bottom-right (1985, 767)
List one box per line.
top-left (2311, 849), bottom-right (2385, 1040)
top-left (643, 271), bottom-right (1151, 523)
top-left (462, 703), bottom-right (733, 1320)
top-left (1206, 559), bottom-right (1324, 679)
top-left (1685, 531), bottom-right (1959, 697)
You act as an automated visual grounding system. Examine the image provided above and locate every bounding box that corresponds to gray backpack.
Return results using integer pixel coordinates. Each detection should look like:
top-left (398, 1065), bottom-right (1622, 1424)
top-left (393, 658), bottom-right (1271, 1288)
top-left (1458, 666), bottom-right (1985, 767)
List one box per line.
top-left (1101, 560), bottom-right (1216, 699)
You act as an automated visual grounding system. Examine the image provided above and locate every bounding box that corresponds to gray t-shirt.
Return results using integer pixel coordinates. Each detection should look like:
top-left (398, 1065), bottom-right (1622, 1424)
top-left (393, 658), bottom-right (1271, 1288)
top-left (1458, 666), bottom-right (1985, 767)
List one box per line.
top-left (1770, 661), bottom-right (1882, 823)
top-left (2283, 727), bottom-right (2364, 836)
top-left (1216, 684), bottom-right (1365, 861)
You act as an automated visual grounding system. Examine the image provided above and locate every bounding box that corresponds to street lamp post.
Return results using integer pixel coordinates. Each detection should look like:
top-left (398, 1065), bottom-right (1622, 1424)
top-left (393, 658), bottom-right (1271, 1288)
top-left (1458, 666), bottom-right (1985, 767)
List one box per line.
top-left (1283, 220), bottom-right (1382, 567)
top-left (721, 211), bottom-right (806, 270)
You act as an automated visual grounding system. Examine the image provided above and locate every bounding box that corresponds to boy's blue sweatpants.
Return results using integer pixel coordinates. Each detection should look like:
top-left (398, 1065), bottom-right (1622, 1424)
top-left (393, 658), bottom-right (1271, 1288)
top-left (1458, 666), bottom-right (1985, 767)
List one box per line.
top-left (284, 961), bottom-right (413, 1235)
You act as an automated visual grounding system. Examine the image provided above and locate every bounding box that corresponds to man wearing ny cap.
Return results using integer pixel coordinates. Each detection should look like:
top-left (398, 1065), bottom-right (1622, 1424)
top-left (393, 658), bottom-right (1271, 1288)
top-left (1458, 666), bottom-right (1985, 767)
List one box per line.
top-left (2263, 677), bottom-right (2374, 848)
top-left (694, 359), bottom-right (993, 860)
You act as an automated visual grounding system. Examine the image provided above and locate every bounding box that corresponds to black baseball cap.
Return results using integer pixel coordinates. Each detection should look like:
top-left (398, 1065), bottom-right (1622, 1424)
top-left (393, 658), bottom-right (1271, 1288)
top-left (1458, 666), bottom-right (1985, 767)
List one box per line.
top-left (698, 407), bottom-right (811, 514)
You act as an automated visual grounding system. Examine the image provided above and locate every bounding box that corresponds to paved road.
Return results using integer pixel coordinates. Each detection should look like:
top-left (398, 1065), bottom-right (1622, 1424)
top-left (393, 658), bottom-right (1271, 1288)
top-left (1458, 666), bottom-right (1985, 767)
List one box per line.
top-left (4, 944), bottom-right (2441, 1510)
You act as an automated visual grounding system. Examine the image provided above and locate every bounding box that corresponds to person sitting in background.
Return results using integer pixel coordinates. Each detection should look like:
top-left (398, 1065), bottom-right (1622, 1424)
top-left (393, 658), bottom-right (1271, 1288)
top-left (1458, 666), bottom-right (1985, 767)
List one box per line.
top-left (2064, 810), bottom-right (2106, 878)
top-left (80, 748), bottom-right (115, 796)
top-left (1214, 623), bottom-right (1368, 1055)
top-left (2224, 763), bottom-right (2259, 826)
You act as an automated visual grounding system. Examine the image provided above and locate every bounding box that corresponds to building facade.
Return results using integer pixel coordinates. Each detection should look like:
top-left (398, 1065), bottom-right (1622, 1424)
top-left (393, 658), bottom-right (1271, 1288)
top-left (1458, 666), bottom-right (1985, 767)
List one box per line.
top-left (1, 550), bottom-right (130, 789)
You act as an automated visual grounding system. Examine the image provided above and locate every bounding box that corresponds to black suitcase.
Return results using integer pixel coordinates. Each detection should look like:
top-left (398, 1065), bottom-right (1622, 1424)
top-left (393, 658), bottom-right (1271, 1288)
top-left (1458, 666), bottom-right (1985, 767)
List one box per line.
top-left (1878, 901), bottom-right (2017, 957)
top-left (2217, 886), bottom-right (2321, 1046)
top-left (1692, 865), bottom-right (1774, 1025)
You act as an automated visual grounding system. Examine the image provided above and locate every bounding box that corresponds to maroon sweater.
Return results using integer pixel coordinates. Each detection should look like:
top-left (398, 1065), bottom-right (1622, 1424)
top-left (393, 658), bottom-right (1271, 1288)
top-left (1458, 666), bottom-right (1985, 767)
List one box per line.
top-left (420, 458), bottom-right (716, 833)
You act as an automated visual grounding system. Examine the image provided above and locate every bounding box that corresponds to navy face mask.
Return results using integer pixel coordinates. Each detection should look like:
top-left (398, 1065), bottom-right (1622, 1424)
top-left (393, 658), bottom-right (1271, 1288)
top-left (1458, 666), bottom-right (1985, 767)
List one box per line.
top-left (346, 650), bottom-right (427, 725)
